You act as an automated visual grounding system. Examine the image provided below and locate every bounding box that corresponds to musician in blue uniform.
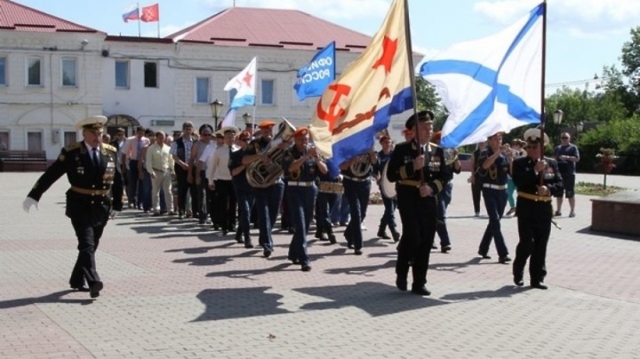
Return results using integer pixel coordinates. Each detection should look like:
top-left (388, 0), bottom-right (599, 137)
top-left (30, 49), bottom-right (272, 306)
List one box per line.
top-left (340, 147), bottom-right (377, 255)
top-left (387, 111), bottom-right (452, 296)
top-left (229, 131), bottom-right (254, 248)
top-left (477, 131), bottom-right (512, 264)
top-left (315, 165), bottom-right (342, 245)
top-left (282, 128), bottom-right (328, 271)
top-left (242, 120), bottom-right (290, 258)
top-left (512, 129), bottom-right (563, 289)
top-left (374, 135), bottom-right (400, 242)
top-left (23, 116), bottom-right (123, 299)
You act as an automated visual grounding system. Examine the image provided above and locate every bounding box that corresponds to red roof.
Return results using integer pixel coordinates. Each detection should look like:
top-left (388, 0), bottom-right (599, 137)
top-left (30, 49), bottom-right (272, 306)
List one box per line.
top-left (166, 7), bottom-right (371, 52)
top-left (0, 0), bottom-right (99, 33)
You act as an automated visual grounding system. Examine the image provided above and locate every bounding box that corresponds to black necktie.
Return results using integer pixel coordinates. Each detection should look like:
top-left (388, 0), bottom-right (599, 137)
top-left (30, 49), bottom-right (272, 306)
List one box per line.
top-left (92, 148), bottom-right (100, 167)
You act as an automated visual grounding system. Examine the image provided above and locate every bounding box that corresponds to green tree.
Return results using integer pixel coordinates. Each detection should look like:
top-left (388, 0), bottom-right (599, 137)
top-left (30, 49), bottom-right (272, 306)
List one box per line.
top-left (415, 77), bottom-right (447, 130)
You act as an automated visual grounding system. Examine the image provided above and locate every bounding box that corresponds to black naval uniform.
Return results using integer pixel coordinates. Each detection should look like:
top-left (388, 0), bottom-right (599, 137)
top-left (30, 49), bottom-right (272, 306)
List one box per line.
top-left (315, 171), bottom-right (342, 244)
top-left (512, 155), bottom-right (563, 287)
top-left (282, 146), bottom-right (322, 270)
top-left (27, 141), bottom-right (123, 295)
top-left (341, 153), bottom-right (375, 254)
top-left (386, 140), bottom-right (452, 293)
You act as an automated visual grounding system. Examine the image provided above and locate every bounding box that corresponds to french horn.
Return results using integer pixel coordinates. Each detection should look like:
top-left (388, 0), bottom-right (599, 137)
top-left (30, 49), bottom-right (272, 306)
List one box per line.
top-left (349, 152), bottom-right (373, 177)
top-left (246, 118), bottom-right (296, 188)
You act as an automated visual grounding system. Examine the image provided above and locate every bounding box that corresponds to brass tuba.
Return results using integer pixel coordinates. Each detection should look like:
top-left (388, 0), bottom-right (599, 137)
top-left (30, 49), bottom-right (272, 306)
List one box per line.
top-left (246, 118), bottom-right (296, 188)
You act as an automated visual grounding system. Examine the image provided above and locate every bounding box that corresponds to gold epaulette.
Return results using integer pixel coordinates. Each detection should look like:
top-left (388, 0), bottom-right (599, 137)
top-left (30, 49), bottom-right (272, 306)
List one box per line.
top-left (64, 142), bottom-right (82, 152)
top-left (102, 143), bottom-right (117, 152)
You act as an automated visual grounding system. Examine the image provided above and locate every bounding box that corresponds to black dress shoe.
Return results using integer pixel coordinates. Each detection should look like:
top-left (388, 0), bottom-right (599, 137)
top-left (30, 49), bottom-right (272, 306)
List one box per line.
top-left (301, 264), bottom-right (312, 272)
top-left (478, 252), bottom-right (491, 259)
top-left (395, 277), bottom-right (407, 291)
top-left (328, 234), bottom-right (337, 244)
top-left (441, 245), bottom-right (451, 253)
top-left (499, 256), bottom-right (512, 264)
top-left (514, 277), bottom-right (524, 287)
top-left (354, 249), bottom-right (363, 255)
top-left (391, 232), bottom-right (400, 242)
top-left (377, 230), bottom-right (390, 239)
top-left (89, 281), bottom-right (103, 298)
top-left (263, 249), bottom-right (272, 258)
top-left (531, 282), bottom-right (548, 290)
top-left (244, 243), bottom-right (254, 249)
top-left (70, 285), bottom-right (90, 292)
top-left (431, 244), bottom-right (438, 250)
top-left (290, 258), bottom-right (300, 265)
top-left (411, 286), bottom-right (431, 296)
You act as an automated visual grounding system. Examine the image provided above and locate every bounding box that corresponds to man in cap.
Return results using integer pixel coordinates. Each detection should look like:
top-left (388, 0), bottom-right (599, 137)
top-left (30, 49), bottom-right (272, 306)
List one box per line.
top-left (477, 131), bottom-right (512, 264)
top-left (374, 135), bottom-right (400, 242)
top-left (512, 128), bottom-right (563, 290)
top-left (242, 120), bottom-right (290, 258)
top-left (206, 126), bottom-right (239, 236)
top-left (229, 131), bottom-right (255, 247)
top-left (432, 131), bottom-right (461, 253)
top-left (386, 111), bottom-right (452, 296)
top-left (23, 116), bottom-right (123, 299)
top-left (282, 127), bottom-right (327, 271)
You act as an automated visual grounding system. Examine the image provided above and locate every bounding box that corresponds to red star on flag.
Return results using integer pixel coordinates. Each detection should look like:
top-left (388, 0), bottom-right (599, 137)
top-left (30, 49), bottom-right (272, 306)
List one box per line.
top-left (372, 35), bottom-right (398, 74)
top-left (243, 72), bottom-right (253, 87)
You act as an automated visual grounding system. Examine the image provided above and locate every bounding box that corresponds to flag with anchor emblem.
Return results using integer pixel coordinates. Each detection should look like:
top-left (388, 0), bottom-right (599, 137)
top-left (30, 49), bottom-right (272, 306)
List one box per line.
top-left (308, 0), bottom-right (412, 167)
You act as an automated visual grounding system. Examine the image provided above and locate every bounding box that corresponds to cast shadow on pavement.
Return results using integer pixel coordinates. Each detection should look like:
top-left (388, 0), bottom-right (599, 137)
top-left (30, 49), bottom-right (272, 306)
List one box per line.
top-left (439, 285), bottom-right (531, 302)
top-left (323, 259), bottom-right (396, 276)
top-left (576, 227), bottom-right (639, 242)
top-left (0, 290), bottom-right (95, 309)
top-left (192, 286), bottom-right (289, 321)
top-left (116, 215), bottom-right (233, 242)
top-left (296, 281), bottom-right (447, 316)
top-left (172, 249), bottom-right (262, 267)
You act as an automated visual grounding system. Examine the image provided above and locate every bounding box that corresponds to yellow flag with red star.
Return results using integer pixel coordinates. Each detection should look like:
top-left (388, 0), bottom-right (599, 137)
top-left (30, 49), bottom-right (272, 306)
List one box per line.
top-left (309, 0), bottom-right (412, 166)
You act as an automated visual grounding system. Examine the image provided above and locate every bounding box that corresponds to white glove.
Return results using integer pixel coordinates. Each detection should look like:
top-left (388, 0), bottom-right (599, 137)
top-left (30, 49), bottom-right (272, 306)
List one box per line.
top-left (110, 210), bottom-right (120, 219)
top-left (23, 197), bottom-right (38, 213)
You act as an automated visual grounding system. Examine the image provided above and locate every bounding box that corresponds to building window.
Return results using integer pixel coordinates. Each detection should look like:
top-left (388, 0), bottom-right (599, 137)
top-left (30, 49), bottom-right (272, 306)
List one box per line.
top-left (196, 77), bottom-right (209, 103)
top-left (144, 61), bottom-right (158, 88)
top-left (62, 58), bottom-right (77, 87)
top-left (0, 131), bottom-right (9, 150)
top-left (0, 57), bottom-right (6, 86)
top-left (27, 57), bottom-right (42, 86)
top-left (27, 131), bottom-right (42, 151)
top-left (64, 131), bottom-right (77, 147)
top-left (261, 79), bottom-right (274, 105)
top-left (115, 60), bottom-right (129, 88)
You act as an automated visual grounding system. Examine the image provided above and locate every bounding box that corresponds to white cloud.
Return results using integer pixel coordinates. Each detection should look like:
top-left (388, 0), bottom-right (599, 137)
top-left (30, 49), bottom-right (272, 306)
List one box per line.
top-left (201, 0), bottom-right (389, 20)
top-left (141, 22), bottom-right (197, 38)
top-left (474, 0), bottom-right (640, 36)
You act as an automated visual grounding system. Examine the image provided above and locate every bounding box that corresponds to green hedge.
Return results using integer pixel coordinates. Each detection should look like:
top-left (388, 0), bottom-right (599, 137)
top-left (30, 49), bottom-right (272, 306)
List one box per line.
top-left (576, 117), bottom-right (640, 174)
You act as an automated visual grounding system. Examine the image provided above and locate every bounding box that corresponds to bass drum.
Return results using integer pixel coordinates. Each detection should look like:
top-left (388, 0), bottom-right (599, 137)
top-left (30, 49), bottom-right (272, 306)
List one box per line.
top-left (380, 161), bottom-right (396, 199)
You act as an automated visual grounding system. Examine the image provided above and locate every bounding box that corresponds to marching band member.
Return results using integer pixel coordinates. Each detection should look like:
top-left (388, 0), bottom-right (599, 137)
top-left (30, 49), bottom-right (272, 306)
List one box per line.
top-left (229, 131), bottom-right (255, 248)
top-left (477, 132), bottom-right (512, 264)
top-left (242, 120), bottom-right (290, 258)
top-left (374, 135), bottom-right (400, 242)
top-left (282, 128), bottom-right (327, 271)
top-left (512, 129), bottom-right (563, 289)
top-left (315, 164), bottom-right (342, 245)
top-left (386, 111), bottom-right (452, 296)
top-left (340, 146), bottom-right (377, 255)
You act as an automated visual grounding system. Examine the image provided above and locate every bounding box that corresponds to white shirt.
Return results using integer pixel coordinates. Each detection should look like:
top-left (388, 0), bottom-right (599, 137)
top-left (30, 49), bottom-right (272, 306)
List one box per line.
top-left (122, 136), bottom-right (150, 160)
top-left (206, 144), bottom-right (237, 184)
top-left (198, 143), bottom-right (215, 171)
top-left (85, 142), bottom-right (101, 165)
top-left (145, 143), bottom-right (174, 173)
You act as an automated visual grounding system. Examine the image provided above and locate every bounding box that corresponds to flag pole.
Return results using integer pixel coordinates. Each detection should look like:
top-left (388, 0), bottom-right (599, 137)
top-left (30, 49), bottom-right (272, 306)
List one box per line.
top-left (538, 0), bottom-right (547, 186)
top-left (252, 57), bottom-right (258, 134)
top-left (157, 4), bottom-right (161, 38)
top-left (402, 0), bottom-right (425, 184)
top-left (137, 2), bottom-right (141, 37)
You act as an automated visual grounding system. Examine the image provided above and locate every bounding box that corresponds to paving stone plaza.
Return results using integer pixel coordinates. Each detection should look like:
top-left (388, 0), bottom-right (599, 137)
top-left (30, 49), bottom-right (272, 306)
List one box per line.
top-left (1, 172), bottom-right (639, 359)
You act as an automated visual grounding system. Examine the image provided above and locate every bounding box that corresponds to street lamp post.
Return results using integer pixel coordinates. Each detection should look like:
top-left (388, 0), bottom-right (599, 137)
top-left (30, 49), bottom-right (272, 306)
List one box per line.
top-left (210, 99), bottom-right (224, 130)
top-left (553, 109), bottom-right (564, 142)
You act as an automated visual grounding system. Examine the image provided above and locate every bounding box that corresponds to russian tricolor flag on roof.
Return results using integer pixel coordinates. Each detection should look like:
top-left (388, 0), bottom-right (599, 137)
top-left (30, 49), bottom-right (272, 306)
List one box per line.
top-left (122, 5), bottom-right (139, 23)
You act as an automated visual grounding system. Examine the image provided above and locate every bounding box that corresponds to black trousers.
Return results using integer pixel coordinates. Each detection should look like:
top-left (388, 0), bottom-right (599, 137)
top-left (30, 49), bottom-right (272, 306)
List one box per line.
top-left (68, 216), bottom-right (106, 287)
top-left (215, 179), bottom-right (236, 232)
top-left (175, 166), bottom-right (198, 215)
top-left (316, 192), bottom-right (338, 236)
top-left (396, 189), bottom-right (437, 288)
top-left (513, 200), bottom-right (552, 283)
top-left (471, 177), bottom-right (482, 214)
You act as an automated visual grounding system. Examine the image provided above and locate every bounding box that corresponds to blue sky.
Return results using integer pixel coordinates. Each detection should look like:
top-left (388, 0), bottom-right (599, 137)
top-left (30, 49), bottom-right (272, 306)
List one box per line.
top-left (14, 0), bottom-right (639, 93)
